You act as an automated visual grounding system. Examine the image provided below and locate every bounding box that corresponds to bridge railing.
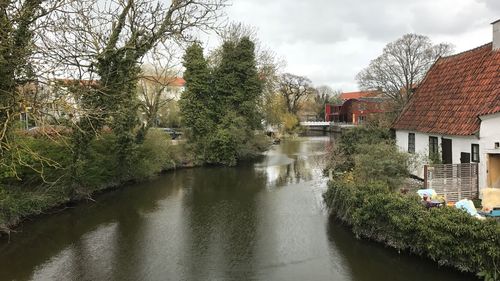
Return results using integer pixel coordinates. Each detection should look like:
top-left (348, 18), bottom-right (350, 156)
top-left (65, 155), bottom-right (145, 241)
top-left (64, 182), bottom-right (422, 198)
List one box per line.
top-left (300, 121), bottom-right (332, 126)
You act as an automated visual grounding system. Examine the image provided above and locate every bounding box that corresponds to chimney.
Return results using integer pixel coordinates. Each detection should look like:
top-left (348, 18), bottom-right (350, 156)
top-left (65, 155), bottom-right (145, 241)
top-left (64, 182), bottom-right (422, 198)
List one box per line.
top-left (493, 19), bottom-right (500, 50)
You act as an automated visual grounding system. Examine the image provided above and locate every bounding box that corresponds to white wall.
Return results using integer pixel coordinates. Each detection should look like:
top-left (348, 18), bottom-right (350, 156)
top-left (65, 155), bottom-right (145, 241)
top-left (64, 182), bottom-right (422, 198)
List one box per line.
top-left (395, 130), bottom-right (478, 178)
top-left (493, 20), bottom-right (500, 50)
top-left (478, 113), bottom-right (500, 189)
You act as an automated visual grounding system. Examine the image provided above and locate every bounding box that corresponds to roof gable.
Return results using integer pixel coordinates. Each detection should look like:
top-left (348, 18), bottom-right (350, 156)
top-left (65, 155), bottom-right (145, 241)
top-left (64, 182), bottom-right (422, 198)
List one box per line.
top-left (393, 43), bottom-right (500, 136)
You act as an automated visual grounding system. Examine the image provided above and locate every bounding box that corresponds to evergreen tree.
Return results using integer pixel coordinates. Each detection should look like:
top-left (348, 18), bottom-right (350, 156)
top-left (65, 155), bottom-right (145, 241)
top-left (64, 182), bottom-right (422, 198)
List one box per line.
top-left (179, 43), bottom-right (213, 162)
top-left (214, 37), bottom-right (263, 129)
top-left (181, 38), bottom-right (267, 166)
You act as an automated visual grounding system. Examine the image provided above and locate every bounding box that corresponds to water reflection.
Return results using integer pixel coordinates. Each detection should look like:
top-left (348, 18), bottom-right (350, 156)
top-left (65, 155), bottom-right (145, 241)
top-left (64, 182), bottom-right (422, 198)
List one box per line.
top-left (257, 139), bottom-right (330, 188)
top-left (326, 216), bottom-right (478, 281)
top-left (0, 136), bottom-right (476, 281)
top-left (180, 167), bottom-right (266, 280)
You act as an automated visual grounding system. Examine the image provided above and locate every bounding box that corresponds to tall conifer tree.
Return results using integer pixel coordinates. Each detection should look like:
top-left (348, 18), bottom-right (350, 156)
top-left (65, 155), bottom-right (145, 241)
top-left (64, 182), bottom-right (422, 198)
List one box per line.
top-left (179, 43), bottom-right (213, 160)
top-left (181, 38), bottom-right (266, 166)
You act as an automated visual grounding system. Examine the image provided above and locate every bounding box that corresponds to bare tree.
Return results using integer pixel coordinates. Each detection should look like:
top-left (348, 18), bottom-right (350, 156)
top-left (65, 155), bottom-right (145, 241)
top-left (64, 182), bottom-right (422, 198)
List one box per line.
top-left (313, 85), bottom-right (341, 120)
top-left (277, 73), bottom-right (314, 115)
top-left (0, 0), bottom-right (70, 178)
top-left (316, 85), bottom-right (341, 104)
top-left (35, 0), bottom-right (228, 171)
top-left (356, 33), bottom-right (453, 110)
top-left (38, 0), bottom-right (227, 128)
top-left (138, 50), bottom-right (181, 129)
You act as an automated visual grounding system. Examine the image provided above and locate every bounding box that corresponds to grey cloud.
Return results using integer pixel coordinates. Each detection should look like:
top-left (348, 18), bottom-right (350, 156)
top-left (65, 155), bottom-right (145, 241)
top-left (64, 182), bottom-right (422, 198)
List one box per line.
top-left (225, 0), bottom-right (498, 91)
top-left (479, 0), bottom-right (500, 11)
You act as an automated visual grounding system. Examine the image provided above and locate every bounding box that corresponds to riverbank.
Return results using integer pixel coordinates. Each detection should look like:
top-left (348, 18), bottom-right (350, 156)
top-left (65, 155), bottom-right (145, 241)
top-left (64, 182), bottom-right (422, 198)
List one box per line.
top-left (322, 126), bottom-right (499, 281)
top-left (0, 162), bottom-right (196, 237)
top-left (0, 136), bottom-right (475, 281)
top-left (0, 132), bottom-right (270, 237)
top-left (0, 131), bottom-right (195, 237)
top-left (323, 181), bottom-right (500, 280)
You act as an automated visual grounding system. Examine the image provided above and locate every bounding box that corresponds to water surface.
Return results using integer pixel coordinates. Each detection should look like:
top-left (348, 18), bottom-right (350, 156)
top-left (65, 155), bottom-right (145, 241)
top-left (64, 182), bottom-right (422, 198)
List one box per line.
top-left (0, 136), bottom-right (476, 281)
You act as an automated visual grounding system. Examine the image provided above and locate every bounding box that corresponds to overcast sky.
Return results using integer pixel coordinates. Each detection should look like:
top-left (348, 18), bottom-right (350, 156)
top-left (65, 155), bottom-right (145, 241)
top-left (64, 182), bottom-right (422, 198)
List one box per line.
top-left (213, 0), bottom-right (499, 92)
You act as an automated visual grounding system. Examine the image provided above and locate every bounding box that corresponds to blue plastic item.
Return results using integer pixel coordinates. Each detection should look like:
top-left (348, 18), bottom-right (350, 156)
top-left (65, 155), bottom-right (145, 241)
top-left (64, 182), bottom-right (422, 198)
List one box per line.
top-left (486, 209), bottom-right (500, 217)
top-left (455, 199), bottom-right (478, 216)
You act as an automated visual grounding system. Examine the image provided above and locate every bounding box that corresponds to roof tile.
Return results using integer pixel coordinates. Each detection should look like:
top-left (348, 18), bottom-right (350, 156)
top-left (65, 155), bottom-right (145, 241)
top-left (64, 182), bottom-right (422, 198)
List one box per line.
top-left (393, 43), bottom-right (500, 135)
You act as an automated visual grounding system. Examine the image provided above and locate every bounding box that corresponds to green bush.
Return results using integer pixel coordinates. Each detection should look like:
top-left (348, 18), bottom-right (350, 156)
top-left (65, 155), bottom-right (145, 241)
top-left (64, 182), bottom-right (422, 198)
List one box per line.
top-left (74, 130), bottom-right (179, 189)
top-left (324, 181), bottom-right (500, 280)
top-left (338, 126), bottom-right (393, 157)
top-left (0, 184), bottom-right (65, 229)
top-left (353, 143), bottom-right (409, 191)
top-left (325, 127), bottom-right (409, 191)
top-left (325, 127), bottom-right (394, 173)
top-left (73, 132), bottom-right (120, 191)
top-left (205, 127), bottom-right (239, 166)
top-left (0, 129), bottom-right (181, 234)
top-left (198, 113), bottom-right (270, 166)
top-left (131, 129), bottom-right (177, 180)
top-left (0, 134), bottom-right (72, 187)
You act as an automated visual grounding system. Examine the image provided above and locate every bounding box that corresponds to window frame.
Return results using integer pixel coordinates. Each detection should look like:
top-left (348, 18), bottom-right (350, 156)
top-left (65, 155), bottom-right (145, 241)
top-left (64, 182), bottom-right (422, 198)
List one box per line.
top-left (429, 136), bottom-right (439, 158)
top-left (471, 144), bottom-right (480, 163)
top-left (408, 133), bottom-right (415, 154)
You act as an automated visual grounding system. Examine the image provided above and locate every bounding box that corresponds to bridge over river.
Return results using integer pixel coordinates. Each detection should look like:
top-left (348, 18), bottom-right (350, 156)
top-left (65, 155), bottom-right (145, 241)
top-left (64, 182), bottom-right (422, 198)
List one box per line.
top-left (300, 121), bottom-right (357, 131)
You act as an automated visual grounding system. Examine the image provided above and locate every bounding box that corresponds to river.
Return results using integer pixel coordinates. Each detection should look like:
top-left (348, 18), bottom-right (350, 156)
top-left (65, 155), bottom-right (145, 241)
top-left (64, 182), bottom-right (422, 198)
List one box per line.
top-left (0, 136), bottom-right (475, 281)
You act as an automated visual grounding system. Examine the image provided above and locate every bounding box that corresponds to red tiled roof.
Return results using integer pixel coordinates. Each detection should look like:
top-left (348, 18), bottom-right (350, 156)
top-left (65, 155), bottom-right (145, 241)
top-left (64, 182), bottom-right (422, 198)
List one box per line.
top-left (393, 43), bottom-right (500, 136)
top-left (141, 76), bottom-right (185, 87)
top-left (340, 91), bottom-right (378, 100)
top-left (169, 77), bottom-right (186, 87)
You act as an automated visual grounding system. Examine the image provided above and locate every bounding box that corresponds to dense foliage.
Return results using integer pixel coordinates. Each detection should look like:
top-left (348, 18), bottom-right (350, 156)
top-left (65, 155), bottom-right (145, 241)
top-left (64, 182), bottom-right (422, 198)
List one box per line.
top-left (324, 181), bottom-right (500, 280)
top-left (180, 39), bottom-right (269, 166)
top-left (324, 127), bottom-right (402, 185)
top-left (0, 1), bottom-right (47, 178)
top-left (0, 130), bottom-right (183, 233)
top-left (324, 126), bottom-right (499, 280)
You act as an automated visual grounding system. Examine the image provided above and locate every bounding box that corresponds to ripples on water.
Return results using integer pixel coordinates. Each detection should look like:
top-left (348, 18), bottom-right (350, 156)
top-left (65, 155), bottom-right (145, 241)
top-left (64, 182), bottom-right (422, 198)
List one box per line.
top-left (0, 135), bottom-right (476, 281)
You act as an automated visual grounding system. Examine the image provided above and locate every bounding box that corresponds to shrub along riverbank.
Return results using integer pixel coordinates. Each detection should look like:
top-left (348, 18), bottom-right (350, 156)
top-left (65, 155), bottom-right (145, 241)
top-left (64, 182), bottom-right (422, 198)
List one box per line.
top-left (323, 127), bottom-right (500, 281)
top-left (0, 130), bottom-right (189, 235)
top-left (1, 37), bottom-right (272, 236)
top-left (324, 181), bottom-right (500, 280)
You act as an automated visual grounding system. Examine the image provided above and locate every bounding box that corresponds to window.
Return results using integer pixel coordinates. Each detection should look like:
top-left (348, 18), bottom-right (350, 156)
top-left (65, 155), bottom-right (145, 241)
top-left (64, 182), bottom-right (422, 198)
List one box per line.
top-left (408, 133), bottom-right (415, 153)
top-left (471, 144), bottom-right (480, 162)
top-left (429, 136), bottom-right (439, 159)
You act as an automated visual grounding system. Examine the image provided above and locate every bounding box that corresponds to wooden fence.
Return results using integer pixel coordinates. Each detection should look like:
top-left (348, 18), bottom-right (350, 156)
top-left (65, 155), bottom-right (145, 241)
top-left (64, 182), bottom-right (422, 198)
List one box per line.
top-left (424, 163), bottom-right (479, 202)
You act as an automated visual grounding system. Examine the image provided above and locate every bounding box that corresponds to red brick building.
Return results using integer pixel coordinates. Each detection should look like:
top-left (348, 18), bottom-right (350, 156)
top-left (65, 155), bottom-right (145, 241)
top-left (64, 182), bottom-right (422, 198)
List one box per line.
top-left (325, 91), bottom-right (386, 124)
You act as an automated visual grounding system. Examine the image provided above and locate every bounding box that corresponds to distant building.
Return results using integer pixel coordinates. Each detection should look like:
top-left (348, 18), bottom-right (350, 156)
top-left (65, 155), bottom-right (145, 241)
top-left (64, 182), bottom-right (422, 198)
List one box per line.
top-left (339, 90), bottom-right (379, 101)
top-left (138, 76), bottom-right (186, 101)
top-left (20, 76), bottom-right (186, 125)
top-left (325, 91), bottom-right (387, 125)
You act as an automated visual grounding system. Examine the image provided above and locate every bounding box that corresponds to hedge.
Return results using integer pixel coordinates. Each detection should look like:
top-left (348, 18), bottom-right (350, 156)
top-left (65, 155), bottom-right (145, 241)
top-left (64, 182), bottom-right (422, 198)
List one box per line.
top-left (323, 181), bottom-right (500, 281)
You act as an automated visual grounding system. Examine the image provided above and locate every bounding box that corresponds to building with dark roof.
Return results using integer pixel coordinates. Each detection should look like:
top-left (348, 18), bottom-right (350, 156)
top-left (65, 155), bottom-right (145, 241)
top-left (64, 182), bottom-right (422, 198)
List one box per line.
top-left (392, 20), bottom-right (500, 191)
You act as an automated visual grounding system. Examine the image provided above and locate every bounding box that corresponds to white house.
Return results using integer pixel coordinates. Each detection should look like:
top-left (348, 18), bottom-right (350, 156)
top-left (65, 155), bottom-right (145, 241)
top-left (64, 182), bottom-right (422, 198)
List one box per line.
top-left (393, 20), bottom-right (500, 193)
top-left (138, 76), bottom-right (186, 101)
